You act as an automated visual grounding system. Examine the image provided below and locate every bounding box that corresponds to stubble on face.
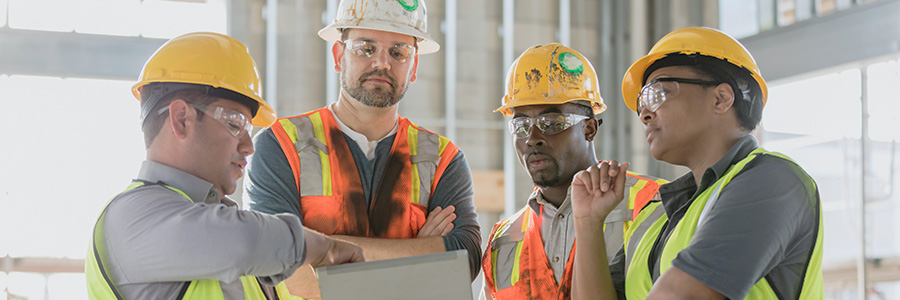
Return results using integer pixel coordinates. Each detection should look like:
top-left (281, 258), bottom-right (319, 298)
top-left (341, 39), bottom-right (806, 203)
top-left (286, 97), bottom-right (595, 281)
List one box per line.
top-left (343, 68), bottom-right (407, 108)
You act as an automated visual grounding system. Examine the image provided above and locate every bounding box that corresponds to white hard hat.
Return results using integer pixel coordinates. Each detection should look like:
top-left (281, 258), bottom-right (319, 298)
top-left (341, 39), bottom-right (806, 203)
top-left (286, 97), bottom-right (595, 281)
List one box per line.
top-left (318, 0), bottom-right (440, 54)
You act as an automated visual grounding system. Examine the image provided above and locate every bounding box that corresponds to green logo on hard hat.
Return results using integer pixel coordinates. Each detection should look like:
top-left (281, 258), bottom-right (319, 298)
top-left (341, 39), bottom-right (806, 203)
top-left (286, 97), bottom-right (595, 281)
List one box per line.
top-left (398, 0), bottom-right (418, 11)
top-left (558, 52), bottom-right (583, 75)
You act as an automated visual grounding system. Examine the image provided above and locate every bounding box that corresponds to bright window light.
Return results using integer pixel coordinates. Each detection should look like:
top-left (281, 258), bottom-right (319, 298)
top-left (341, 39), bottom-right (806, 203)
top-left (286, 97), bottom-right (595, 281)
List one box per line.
top-left (74, 0), bottom-right (141, 37)
top-left (867, 59), bottom-right (900, 142)
top-left (8, 0), bottom-right (78, 32)
top-left (0, 0), bottom-right (8, 27)
top-left (0, 75), bottom-right (144, 259)
top-left (139, 0), bottom-right (227, 39)
top-left (762, 69), bottom-right (862, 139)
top-left (719, 0), bottom-right (760, 39)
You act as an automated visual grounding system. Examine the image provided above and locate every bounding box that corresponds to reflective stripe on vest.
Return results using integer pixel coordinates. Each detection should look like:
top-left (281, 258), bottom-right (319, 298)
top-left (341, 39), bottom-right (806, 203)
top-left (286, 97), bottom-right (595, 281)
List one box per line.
top-left (270, 108), bottom-right (459, 300)
top-left (481, 172), bottom-right (662, 299)
top-left (624, 148), bottom-right (824, 299)
top-left (482, 207), bottom-right (575, 299)
top-left (269, 107), bottom-right (458, 237)
top-left (86, 181), bottom-right (268, 300)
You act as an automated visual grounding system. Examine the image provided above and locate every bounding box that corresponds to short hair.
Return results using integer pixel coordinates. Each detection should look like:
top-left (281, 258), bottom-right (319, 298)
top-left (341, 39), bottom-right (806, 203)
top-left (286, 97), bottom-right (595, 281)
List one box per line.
top-left (644, 53), bottom-right (763, 132)
top-left (140, 85), bottom-right (219, 148)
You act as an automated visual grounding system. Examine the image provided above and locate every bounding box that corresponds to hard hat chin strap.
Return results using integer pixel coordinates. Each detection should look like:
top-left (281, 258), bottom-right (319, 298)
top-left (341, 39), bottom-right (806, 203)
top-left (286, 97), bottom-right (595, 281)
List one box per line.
top-left (139, 83), bottom-right (259, 125)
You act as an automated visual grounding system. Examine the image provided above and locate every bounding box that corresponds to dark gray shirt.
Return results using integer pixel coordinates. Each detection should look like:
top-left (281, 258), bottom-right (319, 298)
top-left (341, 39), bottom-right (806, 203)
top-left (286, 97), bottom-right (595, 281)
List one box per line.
top-left (246, 116), bottom-right (482, 279)
top-left (610, 135), bottom-right (820, 299)
top-left (101, 161), bottom-right (307, 300)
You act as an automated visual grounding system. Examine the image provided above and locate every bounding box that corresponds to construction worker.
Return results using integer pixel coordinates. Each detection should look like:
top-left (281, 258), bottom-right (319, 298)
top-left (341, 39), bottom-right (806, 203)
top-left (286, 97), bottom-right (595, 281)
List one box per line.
top-left (480, 44), bottom-right (664, 300)
top-left (86, 32), bottom-right (364, 299)
top-left (571, 27), bottom-right (824, 299)
top-left (244, 0), bottom-right (480, 298)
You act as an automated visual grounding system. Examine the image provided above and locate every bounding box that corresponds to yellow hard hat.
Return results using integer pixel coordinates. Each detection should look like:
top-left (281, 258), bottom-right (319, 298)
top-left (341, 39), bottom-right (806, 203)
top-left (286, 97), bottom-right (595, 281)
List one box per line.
top-left (495, 43), bottom-right (606, 117)
top-left (621, 27), bottom-right (767, 112)
top-left (132, 32), bottom-right (276, 127)
top-left (319, 0), bottom-right (439, 54)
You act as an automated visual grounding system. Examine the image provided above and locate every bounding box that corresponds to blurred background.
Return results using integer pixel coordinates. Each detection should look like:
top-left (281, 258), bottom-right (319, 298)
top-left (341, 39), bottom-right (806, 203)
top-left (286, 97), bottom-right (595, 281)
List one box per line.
top-left (1, 0), bottom-right (898, 299)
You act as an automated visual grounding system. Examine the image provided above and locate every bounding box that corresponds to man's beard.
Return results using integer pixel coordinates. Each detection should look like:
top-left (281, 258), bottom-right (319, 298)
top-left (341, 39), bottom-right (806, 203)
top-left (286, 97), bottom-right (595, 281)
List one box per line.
top-left (343, 69), bottom-right (406, 108)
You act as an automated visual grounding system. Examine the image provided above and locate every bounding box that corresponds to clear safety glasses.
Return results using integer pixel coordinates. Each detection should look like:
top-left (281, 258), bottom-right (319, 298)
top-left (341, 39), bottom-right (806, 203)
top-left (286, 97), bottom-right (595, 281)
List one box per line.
top-left (344, 39), bottom-right (417, 63)
top-left (637, 77), bottom-right (722, 114)
top-left (508, 113), bottom-right (591, 139)
top-left (158, 105), bottom-right (253, 138)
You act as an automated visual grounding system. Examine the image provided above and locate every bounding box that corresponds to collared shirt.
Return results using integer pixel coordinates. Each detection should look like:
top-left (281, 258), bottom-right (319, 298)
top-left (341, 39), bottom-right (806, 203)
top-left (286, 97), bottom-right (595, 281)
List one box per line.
top-left (526, 187), bottom-right (576, 282)
top-left (101, 160), bottom-right (307, 300)
top-left (609, 135), bottom-right (819, 299)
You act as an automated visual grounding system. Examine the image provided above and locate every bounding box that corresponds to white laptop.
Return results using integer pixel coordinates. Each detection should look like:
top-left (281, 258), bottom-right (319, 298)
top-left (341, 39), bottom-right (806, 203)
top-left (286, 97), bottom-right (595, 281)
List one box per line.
top-left (317, 249), bottom-right (473, 300)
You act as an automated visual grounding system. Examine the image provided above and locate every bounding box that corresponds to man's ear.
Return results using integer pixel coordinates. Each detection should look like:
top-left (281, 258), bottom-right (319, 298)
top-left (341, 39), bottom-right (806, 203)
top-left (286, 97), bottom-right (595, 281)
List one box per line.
top-left (584, 117), bottom-right (599, 142)
top-left (167, 99), bottom-right (193, 139)
top-left (713, 83), bottom-right (736, 115)
top-left (332, 42), bottom-right (345, 73)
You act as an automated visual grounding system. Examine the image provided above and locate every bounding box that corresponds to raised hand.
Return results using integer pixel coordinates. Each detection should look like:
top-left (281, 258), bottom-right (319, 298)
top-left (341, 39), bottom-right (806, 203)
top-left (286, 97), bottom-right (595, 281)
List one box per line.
top-left (417, 205), bottom-right (456, 238)
top-left (571, 160), bottom-right (629, 224)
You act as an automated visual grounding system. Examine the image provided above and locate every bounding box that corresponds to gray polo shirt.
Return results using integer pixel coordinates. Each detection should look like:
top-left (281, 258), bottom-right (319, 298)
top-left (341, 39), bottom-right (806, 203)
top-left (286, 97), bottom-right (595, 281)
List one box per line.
top-left (609, 135), bottom-right (820, 299)
top-left (100, 160), bottom-right (307, 300)
top-left (526, 188), bottom-right (576, 283)
top-left (245, 112), bottom-right (482, 279)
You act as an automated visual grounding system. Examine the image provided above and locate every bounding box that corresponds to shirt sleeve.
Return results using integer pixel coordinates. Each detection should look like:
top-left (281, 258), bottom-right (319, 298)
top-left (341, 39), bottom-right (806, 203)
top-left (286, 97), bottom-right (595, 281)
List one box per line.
top-left (609, 246), bottom-right (627, 300)
top-left (670, 156), bottom-right (818, 299)
top-left (245, 128), bottom-right (302, 218)
top-left (104, 186), bottom-right (306, 286)
top-left (431, 150), bottom-right (482, 280)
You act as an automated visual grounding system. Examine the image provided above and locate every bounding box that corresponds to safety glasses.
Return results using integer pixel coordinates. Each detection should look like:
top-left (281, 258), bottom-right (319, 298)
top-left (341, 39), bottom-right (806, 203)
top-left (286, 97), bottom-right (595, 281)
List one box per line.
top-left (344, 39), bottom-right (417, 63)
top-left (637, 77), bottom-right (721, 114)
top-left (508, 113), bottom-right (591, 139)
top-left (157, 105), bottom-right (253, 138)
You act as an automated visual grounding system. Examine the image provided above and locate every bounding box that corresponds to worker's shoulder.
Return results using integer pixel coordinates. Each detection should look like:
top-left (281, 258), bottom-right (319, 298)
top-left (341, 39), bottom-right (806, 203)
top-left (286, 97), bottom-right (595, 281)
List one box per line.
top-left (488, 206), bottom-right (530, 244)
top-left (743, 152), bottom-right (815, 186)
top-left (625, 170), bottom-right (668, 186)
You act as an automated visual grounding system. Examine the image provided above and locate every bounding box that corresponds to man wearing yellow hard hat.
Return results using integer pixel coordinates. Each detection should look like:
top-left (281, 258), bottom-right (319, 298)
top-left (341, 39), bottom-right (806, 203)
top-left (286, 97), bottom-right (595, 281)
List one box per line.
top-left (244, 0), bottom-right (481, 298)
top-left (85, 32), bottom-right (363, 299)
top-left (571, 27), bottom-right (824, 299)
top-left (480, 43), bottom-right (664, 300)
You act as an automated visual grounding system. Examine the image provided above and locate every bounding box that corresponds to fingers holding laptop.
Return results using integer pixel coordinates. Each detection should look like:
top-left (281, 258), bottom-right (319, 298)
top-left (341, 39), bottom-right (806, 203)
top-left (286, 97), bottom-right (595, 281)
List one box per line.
top-left (302, 227), bottom-right (366, 267)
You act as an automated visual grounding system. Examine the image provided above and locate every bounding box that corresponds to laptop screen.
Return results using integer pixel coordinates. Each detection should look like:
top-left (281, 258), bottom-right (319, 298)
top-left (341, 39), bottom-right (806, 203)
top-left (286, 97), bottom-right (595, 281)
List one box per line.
top-left (316, 249), bottom-right (473, 300)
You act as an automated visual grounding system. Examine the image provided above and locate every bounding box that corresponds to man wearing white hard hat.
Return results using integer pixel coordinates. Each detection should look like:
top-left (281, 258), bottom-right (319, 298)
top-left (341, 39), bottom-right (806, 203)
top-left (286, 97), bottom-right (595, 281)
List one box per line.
top-left (245, 0), bottom-right (481, 298)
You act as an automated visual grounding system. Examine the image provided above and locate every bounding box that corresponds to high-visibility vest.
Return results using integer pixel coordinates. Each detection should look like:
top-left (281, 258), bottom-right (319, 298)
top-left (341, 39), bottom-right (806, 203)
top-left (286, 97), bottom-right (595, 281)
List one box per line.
top-left (86, 181), bottom-right (269, 300)
top-left (623, 148), bottom-right (824, 300)
top-left (482, 172), bottom-right (664, 300)
top-left (268, 107), bottom-right (460, 299)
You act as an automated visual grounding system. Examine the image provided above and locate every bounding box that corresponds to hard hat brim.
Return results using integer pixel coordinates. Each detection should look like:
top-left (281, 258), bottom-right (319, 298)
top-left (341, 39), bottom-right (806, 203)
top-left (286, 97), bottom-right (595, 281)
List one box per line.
top-left (318, 21), bottom-right (440, 54)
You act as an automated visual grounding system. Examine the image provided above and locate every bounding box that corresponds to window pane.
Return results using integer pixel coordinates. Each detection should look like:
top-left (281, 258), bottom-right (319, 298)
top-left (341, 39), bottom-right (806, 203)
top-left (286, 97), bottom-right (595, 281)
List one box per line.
top-left (719, 0), bottom-right (759, 39)
top-left (74, 0), bottom-right (141, 37)
top-left (8, 0), bottom-right (78, 32)
top-left (139, 0), bottom-right (227, 39)
top-left (0, 75), bottom-right (144, 259)
top-left (0, 0), bottom-right (7, 27)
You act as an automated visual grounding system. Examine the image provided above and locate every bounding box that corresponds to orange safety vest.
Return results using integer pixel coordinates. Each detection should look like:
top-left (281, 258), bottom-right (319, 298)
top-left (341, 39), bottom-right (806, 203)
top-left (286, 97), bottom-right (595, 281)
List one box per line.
top-left (483, 207), bottom-right (576, 299)
top-left (270, 107), bottom-right (459, 238)
top-left (482, 172), bottom-right (664, 300)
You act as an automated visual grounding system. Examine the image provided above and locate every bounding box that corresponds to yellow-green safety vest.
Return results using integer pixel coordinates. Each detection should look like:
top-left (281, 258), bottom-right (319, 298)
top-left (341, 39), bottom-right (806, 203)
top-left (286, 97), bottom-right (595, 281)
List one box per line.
top-left (86, 181), bottom-right (269, 300)
top-left (623, 148), bottom-right (824, 299)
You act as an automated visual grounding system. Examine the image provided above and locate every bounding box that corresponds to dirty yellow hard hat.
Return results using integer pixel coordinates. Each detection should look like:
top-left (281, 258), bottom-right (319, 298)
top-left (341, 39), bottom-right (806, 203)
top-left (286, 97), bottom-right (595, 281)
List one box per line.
top-left (132, 32), bottom-right (276, 127)
top-left (495, 43), bottom-right (606, 117)
top-left (319, 0), bottom-right (439, 54)
top-left (621, 26), bottom-right (767, 112)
